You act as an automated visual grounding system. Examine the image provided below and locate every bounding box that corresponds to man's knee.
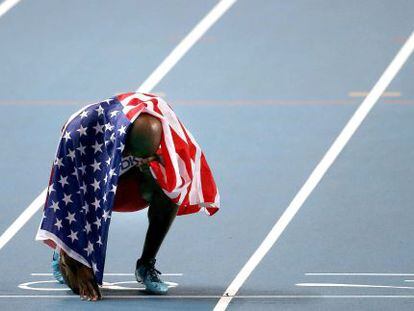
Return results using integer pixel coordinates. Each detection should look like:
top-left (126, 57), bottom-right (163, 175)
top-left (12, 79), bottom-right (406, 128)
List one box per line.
top-left (147, 192), bottom-right (177, 221)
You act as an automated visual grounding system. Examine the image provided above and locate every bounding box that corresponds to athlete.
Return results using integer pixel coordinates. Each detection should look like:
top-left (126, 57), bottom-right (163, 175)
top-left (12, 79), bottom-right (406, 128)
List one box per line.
top-left (36, 92), bottom-right (220, 301)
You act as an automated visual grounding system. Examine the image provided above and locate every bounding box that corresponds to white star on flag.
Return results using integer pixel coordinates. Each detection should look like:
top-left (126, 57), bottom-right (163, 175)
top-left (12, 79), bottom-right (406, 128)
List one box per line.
top-left (54, 218), bottom-right (63, 231)
top-left (76, 124), bottom-right (88, 137)
top-left (76, 143), bottom-right (86, 155)
top-left (105, 157), bottom-right (111, 166)
top-left (79, 182), bottom-right (87, 193)
top-left (96, 236), bottom-right (103, 246)
top-left (49, 200), bottom-right (60, 212)
top-left (90, 178), bottom-right (101, 191)
top-left (58, 175), bottom-right (69, 187)
top-left (54, 157), bottom-right (64, 169)
top-left (71, 169), bottom-right (78, 178)
top-left (117, 142), bottom-right (125, 152)
top-left (108, 168), bottom-right (116, 179)
top-left (110, 110), bottom-right (119, 117)
top-left (110, 132), bottom-right (116, 142)
top-left (92, 261), bottom-right (99, 273)
top-left (90, 159), bottom-right (101, 172)
top-left (65, 211), bottom-right (76, 224)
top-left (48, 184), bottom-right (55, 195)
top-left (63, 131), bottom-right (72, 141)
top-left (95, 105), bottom-right (104, 116)
top-left (78, 164), bottom-right (86, 175)
top-left (62, 193), bottom-right (73, 205)
top-left (80, 110), bottom-right (89, 119)
top-left (118, 125), bottom-right (127, 135)
top-left (84, 222), bottom-right (92, 234)
top-left (110, 184), bottom-right (117, 193)
top-left (102, 210), bottom-right (111, 221)
top-left (67, 149), bottom-right (76, 161)
top-left (92, 198), bottom-right (100, 210)
top-left (92, 141), bottom-right (103, 154)
top-left (84, 241), bottom-right (94, 256)
top-left (67, 230), bottom-right (78, 242)
top-left (93, 122), bottom-right (104, 134)
top-left (104, 122), bottom-right (114, 131)
top-left (94, 217), bottom-right (102, 229)
top-left (81, 203), bottom-right (89, 213)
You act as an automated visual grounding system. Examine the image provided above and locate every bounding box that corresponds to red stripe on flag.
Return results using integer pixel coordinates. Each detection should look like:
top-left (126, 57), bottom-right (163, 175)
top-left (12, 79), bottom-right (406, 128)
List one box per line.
top-left (150, 138), bottom-right (177, 192)
top-left (200, 153), bottom-right (217, 204)
top-left (116, 92), bottom-right (135, 101)
top-left (126, 97), bottom-right (145, 107)
top-left (125, 104), bottom-right (145, 121)
top-left (170, 129), bottom-right (193, 179)
top-left (179, 121), bottom-right (196, 161)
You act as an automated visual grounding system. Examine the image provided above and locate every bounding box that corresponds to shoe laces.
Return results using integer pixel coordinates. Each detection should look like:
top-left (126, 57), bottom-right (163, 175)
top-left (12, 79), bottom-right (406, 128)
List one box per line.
top-left (147, 265), bottom-right (162, 282)
top-left (140, 259), bottom-right (162, 282)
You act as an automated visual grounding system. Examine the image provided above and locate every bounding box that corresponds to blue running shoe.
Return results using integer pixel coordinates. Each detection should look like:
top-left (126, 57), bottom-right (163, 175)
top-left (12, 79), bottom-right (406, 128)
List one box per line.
top-left (51, 250), bottom-right (65, 284)
top-left (135, 258), bottom-right (168, 294)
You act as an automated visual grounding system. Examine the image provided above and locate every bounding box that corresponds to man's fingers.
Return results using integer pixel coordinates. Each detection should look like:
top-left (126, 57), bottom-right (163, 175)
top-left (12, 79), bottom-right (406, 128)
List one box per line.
top-left (60, 255), bottom-right (101, 301)
top-left (86, 281), bottom-right (99, 301)
top-left (80, 281), bottom-right (93, 301)
top-left (80, 287), bottom-right (86, 300)
top-left (92, 281), bottom-right (102, 300)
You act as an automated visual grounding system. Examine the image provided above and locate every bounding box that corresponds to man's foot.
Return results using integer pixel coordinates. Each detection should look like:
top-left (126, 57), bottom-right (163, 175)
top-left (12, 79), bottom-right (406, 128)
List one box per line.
top-left (59, 251), bottom-right (102, 301)
top-left (135, 258), bottom-right (169, 294)
top-left (51, 250), bottom-right (65, 284)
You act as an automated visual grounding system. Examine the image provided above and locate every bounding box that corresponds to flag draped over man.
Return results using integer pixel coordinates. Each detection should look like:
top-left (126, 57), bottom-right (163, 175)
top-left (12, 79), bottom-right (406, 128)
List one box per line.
top-left (36, 92), bottom-right (220, 284)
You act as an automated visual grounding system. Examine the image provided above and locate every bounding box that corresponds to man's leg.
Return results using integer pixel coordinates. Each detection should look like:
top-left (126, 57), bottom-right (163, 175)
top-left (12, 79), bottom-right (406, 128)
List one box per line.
top-left (140, 188), bottom-right (179, 263)
top-left (126, 113), bottom-right (179, 263)
top-left (132, 167), bottom-right (178, 294)
top-left (134, 179), bottom-right (178, 294)
top-left (127, 113), bottom-right (179, 293)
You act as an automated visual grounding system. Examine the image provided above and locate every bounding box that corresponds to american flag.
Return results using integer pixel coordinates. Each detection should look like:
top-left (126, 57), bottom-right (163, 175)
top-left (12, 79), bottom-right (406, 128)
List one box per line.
top-left (36, 92), bottom-right (220, 284)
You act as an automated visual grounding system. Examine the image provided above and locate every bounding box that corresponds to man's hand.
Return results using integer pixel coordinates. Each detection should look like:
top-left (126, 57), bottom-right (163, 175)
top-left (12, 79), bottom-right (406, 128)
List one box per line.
top-left (59, 251), bottom-right (102, 301)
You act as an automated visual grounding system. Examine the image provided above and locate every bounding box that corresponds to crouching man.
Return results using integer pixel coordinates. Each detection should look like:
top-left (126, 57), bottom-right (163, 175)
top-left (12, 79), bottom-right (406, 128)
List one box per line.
top-left (36, 92), bottom-right (220, 301)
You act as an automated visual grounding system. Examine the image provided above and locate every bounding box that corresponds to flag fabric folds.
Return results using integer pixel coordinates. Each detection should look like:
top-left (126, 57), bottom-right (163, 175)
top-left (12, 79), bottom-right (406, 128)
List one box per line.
top-left (36, 92), bottom-right (220, 284)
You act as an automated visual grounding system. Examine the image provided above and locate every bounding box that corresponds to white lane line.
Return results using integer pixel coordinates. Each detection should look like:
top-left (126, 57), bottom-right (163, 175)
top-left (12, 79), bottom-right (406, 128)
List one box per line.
top-left (0, 0), bottom-right (236, 253)
top-left (214, 31), bottom-right (414, 311)
top-left (0, 0), bottom-right (21, 18)
top-left (0, 189), bottom-right (47, 251)
top-left (2, 294), bottom-right (414, 299)
top-left (307, 273), bottom-right (414, 276)
top-left (296, 283), bottom-right (414, 290)
top-left (31, 273), bottom-right (183, 276)
top-left (136, 0), bottom-right (237, 92)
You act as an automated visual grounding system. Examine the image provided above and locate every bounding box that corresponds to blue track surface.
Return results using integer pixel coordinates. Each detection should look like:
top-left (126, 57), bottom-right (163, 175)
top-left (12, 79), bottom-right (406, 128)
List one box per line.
top-left (0, 1), bottom-right (413, 310)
